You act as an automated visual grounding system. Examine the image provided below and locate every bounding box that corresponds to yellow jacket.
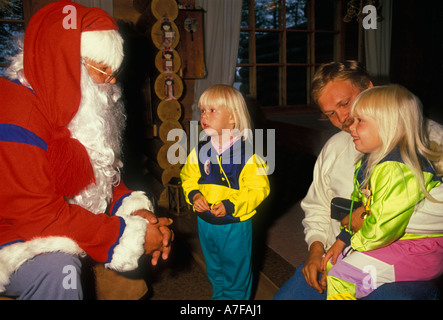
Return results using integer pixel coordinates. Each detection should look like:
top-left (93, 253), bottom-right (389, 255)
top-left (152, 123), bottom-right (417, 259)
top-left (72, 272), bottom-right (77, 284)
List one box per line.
top-left (180, 138), bottom-right (270, 224)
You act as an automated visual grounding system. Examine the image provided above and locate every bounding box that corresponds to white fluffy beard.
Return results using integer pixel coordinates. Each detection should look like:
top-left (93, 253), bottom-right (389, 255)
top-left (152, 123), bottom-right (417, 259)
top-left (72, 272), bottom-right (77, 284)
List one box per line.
top-left (67, 65), bottom-right (126, 214)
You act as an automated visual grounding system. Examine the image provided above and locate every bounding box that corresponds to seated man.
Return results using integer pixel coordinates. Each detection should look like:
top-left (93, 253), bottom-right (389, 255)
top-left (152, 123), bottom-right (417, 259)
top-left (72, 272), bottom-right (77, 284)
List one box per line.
top-left (0, 1), bottom-right (173, 299)
top-left (274, 61), bottom-right (443, 300)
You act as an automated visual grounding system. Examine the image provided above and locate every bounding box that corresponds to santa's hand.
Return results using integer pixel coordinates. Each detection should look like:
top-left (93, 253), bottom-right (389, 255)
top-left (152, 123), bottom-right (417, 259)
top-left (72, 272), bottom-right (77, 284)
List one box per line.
top-left (132, 209), bottom-right (158, 224)
top-left (132, 210), bottom-right (173, 264)
top-left (157, 223), bottom-right (174, 263)
top-left (147, 217), bottom-right (174, 265)
top-left (134, 211), bottom-right (173, 265)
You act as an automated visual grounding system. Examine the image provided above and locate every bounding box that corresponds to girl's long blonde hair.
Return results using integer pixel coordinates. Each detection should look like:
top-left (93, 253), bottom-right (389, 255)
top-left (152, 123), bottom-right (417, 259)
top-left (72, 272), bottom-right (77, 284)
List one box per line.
top-left (351, 84), bottom-right (443, 202)
top-left (198, 84), bottom-right (252, 138)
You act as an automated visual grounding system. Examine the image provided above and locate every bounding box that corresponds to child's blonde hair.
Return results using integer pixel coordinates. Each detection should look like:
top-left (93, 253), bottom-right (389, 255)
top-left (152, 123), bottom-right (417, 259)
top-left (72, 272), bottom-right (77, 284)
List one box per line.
top-left (351, 84), bottom-right (443, 202)
top-left (198, 84), bottom-right (252, 138)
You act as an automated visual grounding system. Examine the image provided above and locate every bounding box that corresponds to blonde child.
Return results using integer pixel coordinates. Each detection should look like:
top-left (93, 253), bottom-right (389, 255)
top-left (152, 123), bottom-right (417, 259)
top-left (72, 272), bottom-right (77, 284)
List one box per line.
top-left (180, 84), bottom-right (270, 299)
top-left (321, 84), bottom-right (443, 300)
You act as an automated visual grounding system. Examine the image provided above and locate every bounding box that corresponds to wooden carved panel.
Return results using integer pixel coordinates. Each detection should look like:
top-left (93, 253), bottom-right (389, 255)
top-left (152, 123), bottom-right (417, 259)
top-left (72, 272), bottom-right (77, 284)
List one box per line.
top-left (176, 10), bottom-right (205, 79)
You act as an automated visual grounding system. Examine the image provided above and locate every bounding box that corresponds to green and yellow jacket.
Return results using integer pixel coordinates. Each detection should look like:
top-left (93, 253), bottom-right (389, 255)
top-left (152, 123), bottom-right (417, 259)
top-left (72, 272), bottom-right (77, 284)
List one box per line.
top-left (344, 148), bottom-right (442, 252)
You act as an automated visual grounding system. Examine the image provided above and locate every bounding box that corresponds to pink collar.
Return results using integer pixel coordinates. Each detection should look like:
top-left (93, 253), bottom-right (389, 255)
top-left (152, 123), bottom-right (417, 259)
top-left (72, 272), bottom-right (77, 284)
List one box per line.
top-left (211, 135), bottom-right (242, 155)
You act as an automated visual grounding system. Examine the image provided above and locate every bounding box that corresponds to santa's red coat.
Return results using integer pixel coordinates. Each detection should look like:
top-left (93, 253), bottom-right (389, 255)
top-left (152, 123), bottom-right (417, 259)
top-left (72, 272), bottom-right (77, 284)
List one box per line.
top-left (0, 1), bottom-right (153, 291)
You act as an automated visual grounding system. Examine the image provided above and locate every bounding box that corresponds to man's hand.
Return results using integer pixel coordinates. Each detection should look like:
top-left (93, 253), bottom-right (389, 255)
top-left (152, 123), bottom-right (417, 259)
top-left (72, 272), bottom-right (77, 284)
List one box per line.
top-left (132, 209), bottom-right (174, 266)
top-left (301, 241), bottom-right (326, 294)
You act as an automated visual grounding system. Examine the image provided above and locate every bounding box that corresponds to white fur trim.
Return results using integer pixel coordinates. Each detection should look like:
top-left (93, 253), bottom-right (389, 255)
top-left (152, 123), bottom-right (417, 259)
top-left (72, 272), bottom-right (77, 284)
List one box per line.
top-left (81, 30), bottom-right (124, 71)
top-left (0, 192), bottom-right (155, 291)
top-left (104, 215), bottom-right (147, 271)
top-left (114, 191), bottom-right (155, 218)
top-left (104, 191), bottom-right (155, 271)
top-left (0, 237), bottom-right (84, 292)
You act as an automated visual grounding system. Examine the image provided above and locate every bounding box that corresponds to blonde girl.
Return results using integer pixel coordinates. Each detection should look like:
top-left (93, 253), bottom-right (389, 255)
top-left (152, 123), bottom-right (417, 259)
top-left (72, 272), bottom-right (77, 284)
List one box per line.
top-left (352, 84), bottom-right (442, 202)
top-left (322, 84), bottom-right (443, 300)
top-left (180, 85), bottom-right (270, 299)
top-left (197, 84), bottom-right (252, 143)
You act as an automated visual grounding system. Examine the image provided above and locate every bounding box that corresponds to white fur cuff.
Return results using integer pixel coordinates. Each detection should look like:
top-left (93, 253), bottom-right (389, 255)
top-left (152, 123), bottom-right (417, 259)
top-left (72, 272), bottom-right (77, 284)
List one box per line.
top-left (114, 191), bottom-right (155, 218)
top-left (104, 215), bottom-right (147, 272)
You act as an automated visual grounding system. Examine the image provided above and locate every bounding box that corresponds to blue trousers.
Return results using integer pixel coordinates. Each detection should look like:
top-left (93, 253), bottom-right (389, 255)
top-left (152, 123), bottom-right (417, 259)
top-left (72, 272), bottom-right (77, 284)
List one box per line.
top-left (198, 217), bottom-right (253, 300)
top-left (4, 252), bottom-right (83, 300)
top-left (273, 262), bottom-right (440, 300)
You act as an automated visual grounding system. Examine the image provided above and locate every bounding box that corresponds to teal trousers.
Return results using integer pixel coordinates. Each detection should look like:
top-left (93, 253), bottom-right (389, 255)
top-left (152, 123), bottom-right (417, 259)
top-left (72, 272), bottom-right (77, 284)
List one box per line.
top-left (197, 217), bottom-right (253, 300)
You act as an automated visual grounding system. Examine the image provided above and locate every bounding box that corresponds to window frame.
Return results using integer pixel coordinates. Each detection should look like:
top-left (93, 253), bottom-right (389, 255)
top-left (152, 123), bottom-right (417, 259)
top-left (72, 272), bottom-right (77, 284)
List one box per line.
top-left (237, 0), bottom-right (345, 113)
top-left (0, 0), bottom-right (32, 71)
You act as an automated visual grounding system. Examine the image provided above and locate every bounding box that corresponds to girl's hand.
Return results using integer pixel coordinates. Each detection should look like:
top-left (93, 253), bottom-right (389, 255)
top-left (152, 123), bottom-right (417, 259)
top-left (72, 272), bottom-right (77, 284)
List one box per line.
top-left (341, 206), bottom-right (366, 233)
top-left (210, 202), bottom-right (226, 217)
top-left (321, 239), bottom-right (346, 272)
top-left (192, 193), bottom-right (210, 212)
top-left (350, 206), bottom-right (366, 233)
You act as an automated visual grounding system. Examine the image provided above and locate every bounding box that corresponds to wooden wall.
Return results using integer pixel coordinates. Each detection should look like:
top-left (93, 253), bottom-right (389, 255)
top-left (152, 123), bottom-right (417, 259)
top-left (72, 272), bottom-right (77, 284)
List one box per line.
top-left (113, 0), bottom-right (203, 207)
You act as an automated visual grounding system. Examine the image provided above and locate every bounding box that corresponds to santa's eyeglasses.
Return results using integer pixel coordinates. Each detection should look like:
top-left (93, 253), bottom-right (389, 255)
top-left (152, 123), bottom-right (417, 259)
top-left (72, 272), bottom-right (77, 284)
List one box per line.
top-left (82, 60), bottom-right (120, 83)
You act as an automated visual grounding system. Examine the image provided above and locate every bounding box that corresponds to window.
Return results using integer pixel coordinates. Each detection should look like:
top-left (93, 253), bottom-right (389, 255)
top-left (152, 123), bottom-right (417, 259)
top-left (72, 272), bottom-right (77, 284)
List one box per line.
top-left (0, 0), bottom-right (29, 76)
top-left (235, 0), bottom-right (344, 110)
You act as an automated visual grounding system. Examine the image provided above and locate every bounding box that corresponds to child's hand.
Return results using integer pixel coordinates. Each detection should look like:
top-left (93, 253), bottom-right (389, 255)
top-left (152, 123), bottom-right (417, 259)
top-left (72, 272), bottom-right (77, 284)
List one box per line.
top-left (321, 239), bottom-right (346, 272)
top-left (193, 193), bottom-right (210, 212)
top-left (341, 206), bottom-right (366, 233)
top-left (210, 202), bottom-right (226, 217)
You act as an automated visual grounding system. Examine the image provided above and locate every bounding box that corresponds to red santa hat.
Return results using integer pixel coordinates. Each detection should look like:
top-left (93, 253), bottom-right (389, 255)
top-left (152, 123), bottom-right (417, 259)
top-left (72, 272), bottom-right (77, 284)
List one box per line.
top-left (23, 0), bottom-right (124, 197)
top-left (81, 30), bottom-right (123, 72)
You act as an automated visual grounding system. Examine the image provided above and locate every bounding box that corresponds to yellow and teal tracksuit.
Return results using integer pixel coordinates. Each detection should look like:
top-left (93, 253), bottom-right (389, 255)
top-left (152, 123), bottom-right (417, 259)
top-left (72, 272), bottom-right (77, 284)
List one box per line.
top-left (326, 148), bottom-right (443, 300)
top-left (180, 137), bottom-right (270, 299)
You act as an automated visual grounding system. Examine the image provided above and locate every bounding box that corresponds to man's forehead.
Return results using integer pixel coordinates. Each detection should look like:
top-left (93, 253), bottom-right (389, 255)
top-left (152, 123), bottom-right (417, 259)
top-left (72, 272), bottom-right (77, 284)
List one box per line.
top-left (318, 80), bottom-right (358, 109)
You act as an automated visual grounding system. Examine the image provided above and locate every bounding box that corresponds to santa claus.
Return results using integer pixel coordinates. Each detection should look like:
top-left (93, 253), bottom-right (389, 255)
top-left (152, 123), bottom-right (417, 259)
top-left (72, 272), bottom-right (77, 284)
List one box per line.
top-left (0, 1), bottom-right (173, 299)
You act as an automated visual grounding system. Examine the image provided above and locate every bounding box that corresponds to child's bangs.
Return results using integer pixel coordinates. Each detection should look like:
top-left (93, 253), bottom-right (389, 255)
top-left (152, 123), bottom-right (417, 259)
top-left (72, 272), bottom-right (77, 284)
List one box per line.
top-left (199, 86), bottom-right (231, 111)
top-left (352, 87), bottom-right (390, 120)
top-left (352, 90), bottom-right (376, 118)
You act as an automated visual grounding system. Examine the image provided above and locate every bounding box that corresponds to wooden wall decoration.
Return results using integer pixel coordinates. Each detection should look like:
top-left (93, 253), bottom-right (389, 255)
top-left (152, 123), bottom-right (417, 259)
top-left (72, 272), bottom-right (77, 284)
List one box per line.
top-left (150, 0), bottom-right (184, 207)
top-left (151, 0), bottom-right (178, 20)
top-left (154, 73), bottom-right (183, 101)
top-left (176, 9), bottom-right (205, 79)
top-left (151, 18), bottom-right (180, 49)
top-left (154, 48), bottom-right (181, 75)
top-left (157, 100), bottom-right (182, 121)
